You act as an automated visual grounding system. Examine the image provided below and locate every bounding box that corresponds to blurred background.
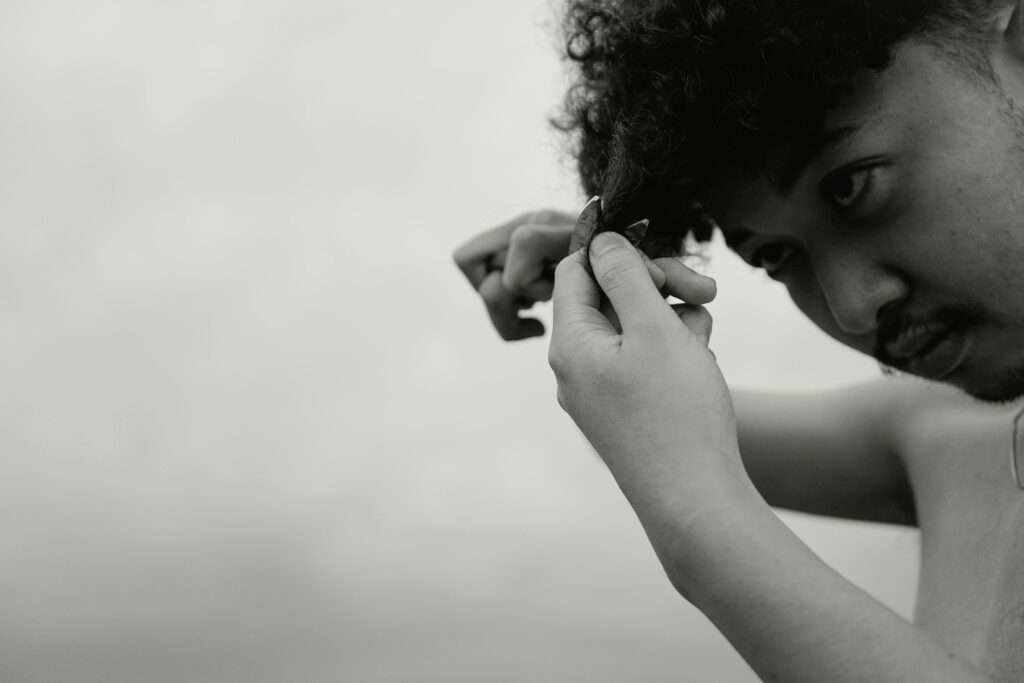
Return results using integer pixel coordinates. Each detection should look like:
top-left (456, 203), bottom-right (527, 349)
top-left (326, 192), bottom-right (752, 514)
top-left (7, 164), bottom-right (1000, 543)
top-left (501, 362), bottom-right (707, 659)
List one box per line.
top-left (0, 1), bottom-right (918, 681)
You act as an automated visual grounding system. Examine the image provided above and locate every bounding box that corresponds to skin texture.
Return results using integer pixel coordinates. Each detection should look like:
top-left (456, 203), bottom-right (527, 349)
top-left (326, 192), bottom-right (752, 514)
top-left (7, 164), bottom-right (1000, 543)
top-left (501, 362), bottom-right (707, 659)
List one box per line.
top-left (549, 237), bottom-right (997, 682)
top-left (454, 2), bottom-right (1024, 680)
top-left (705, 36), bottom-right (1024, 401)
top-left (452, 209), bottom-right (575, 340)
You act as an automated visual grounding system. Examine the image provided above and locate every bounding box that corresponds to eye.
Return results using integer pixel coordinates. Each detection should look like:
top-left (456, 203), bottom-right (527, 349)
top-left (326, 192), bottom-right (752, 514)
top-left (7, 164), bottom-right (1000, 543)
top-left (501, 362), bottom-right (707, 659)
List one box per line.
top-left (749, 242), bottom-right (794, 275)
top-left (821, 166), bottom-right (874, 211)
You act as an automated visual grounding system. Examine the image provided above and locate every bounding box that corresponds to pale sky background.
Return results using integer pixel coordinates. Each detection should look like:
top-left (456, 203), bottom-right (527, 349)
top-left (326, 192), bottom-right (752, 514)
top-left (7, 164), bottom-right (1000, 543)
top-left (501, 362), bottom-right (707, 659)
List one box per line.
top-left (0, 1), bottom-right (918, 681)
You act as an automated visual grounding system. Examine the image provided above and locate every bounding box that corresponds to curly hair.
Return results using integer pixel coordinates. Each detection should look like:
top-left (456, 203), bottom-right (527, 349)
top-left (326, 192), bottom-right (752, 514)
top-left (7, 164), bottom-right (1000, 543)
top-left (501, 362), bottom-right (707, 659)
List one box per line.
top-left (554, 0), bottom-right (1004, 259)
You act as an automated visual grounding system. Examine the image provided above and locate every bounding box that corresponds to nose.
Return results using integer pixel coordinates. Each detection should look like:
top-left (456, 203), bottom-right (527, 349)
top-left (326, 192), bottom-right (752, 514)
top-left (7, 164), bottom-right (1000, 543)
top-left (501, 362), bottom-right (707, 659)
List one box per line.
top-left (815, 253), bottom-right (907, 335)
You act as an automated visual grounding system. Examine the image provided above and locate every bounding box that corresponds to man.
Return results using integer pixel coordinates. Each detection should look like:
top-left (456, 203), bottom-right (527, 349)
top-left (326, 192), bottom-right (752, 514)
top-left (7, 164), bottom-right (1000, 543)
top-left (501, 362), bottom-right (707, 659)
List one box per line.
top-left (454, 1), bottom-right (1024, 680)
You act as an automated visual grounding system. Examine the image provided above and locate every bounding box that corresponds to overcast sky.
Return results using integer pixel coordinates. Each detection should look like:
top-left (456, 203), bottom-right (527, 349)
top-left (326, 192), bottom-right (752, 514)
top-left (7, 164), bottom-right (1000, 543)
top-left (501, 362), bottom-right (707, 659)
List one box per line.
top-left (0, 2), bottom-right (917, 681)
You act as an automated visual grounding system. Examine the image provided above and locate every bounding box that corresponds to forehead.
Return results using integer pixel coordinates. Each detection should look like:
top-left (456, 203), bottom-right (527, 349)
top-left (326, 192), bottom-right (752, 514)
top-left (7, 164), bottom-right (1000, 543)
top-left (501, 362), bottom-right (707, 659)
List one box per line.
top-left (702, 41), bottom-right (978, 231)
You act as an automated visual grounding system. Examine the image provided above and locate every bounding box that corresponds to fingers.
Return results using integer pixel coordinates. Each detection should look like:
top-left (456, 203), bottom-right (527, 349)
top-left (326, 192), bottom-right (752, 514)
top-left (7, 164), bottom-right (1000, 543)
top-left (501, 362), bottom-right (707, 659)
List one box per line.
top-left (453, 218), bottom-right (520, 290)
top-left (552, 244), bottom-right (666, 337)
top-left (653, 257), bottom-right (717, 305)
top-left (671, 303), bottom-right (714, 346)
top-left (453, 211), bottom-right (566, 287)
top-left (638, 251), bottom-right (667, 292)
top-left (551, 250), bottom-right (615, 337)
top-left (587, 232), bottom-right (677, 334)
top-left (597, 257), bottom-right (664, 334)
top-left (501, 222), bottom-right (572, 300)
top-left (478, 271), bottom-right (545, 340)
top-left (519, 279), bottom-right (554, 302)
top-left (453, 209), bottom-right (574, 341)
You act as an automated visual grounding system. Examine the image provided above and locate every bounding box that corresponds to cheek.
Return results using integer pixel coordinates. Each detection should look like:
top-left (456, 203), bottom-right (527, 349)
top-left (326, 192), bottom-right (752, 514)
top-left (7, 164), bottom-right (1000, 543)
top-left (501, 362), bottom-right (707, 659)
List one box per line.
top-left (900, 174), bottom-right (1021, 296)
top-left (781, 266), bottom-right (854, 347)
top-left (903, 114), bottom-right (1024, 278)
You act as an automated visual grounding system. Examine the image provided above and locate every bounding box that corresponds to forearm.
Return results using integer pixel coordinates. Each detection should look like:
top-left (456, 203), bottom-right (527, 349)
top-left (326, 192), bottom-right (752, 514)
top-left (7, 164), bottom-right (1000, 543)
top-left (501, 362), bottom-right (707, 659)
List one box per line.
top-left (547, 236), bottom-right (989, 680)
top-left (619, 464), bottom-right (992, 682)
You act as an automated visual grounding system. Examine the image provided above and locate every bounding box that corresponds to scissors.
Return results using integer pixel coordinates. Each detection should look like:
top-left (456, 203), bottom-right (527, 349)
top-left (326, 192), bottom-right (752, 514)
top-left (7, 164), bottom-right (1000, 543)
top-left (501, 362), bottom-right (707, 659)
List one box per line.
top-left (569, 195), bottom-right (650, 278)
top-left (484, 196), bottom-right (649, 282)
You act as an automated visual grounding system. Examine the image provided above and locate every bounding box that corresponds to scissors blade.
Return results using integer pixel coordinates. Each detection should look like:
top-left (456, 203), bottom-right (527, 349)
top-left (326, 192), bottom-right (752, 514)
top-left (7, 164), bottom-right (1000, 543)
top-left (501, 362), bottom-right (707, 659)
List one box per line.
top-left (568, 195), bottom-right (602, 255)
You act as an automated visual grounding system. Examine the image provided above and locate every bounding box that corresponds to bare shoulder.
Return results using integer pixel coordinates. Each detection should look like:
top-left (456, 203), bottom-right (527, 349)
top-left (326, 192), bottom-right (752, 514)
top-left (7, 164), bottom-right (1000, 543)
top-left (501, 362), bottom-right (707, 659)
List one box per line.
top-left (865, 375), bottom-right (994, 453)
top-left (877, 376), bottom-right (1024, 502)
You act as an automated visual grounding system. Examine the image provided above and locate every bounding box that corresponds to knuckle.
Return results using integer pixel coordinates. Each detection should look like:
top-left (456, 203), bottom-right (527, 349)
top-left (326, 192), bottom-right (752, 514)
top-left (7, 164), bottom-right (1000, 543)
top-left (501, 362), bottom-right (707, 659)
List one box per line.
top-left (478, 277), bottom-right (505, 305)
top-left (509, 222), bottom-right (541, 248)
top-left (547, 344), bottom-right (563, 372)
top-left (547, 345), bottom-right (571, 381)
top-left (501, 273), bottom-right (527, 297)
top-left (553, 252), bottom-right (579, 280)
top-left (452, 245), bottom-right (470, 269)
top-left (481, 288), bottom-right (504, 308)
top-left (502, 274), bottom-right (535, 300)
top-left (512, 211), bottom-right (536, 229)
top-left (532, 209), bottom-right (560, 225)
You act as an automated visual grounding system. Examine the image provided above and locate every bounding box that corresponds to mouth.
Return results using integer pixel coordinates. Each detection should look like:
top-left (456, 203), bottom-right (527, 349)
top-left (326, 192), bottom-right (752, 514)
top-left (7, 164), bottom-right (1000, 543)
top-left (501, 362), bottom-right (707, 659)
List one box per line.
top-left (884, 324), bottom-right (971, 381)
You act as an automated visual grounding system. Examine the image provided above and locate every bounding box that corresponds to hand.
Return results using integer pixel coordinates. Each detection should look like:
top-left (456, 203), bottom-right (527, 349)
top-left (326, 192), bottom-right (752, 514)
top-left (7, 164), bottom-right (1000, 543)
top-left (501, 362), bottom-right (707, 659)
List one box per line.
top-left (549, 232), bottom-right (743, 504)
top-left (453, 209), bottom-right (575, 340)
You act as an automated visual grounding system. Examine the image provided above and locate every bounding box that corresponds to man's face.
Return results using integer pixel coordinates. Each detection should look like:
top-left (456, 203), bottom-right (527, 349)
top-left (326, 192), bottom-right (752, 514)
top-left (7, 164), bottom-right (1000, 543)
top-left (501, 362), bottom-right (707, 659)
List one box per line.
top-left (704, 39), bottom-right (1024, 402)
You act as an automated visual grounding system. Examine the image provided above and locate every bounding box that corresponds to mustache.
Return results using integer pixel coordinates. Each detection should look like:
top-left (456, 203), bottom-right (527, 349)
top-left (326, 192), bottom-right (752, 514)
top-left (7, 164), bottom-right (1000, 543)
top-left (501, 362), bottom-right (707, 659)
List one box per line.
top-left (874, 304), bottom-right (982, 367)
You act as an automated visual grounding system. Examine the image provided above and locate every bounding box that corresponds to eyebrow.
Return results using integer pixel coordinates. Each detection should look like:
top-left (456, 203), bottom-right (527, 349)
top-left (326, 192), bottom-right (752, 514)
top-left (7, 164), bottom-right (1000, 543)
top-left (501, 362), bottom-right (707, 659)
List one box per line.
top-left (720, 123), bottom-right (865, 252)
top-left (773, 124), bottom-right (863, 192)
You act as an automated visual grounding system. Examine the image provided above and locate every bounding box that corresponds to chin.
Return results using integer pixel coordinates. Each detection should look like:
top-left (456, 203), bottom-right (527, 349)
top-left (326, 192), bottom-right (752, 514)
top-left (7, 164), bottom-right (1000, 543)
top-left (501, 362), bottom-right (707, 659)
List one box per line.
top-left (956, 363), bottom-right (1024, 404)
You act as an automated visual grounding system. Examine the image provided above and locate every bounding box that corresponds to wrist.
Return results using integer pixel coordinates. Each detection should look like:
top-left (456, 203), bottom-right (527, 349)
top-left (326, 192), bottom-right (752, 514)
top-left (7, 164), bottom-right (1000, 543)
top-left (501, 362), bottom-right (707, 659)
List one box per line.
top-left (614, 438), bottom-right (752, 519)
top-left (625, 460), bottom-right (771, 601)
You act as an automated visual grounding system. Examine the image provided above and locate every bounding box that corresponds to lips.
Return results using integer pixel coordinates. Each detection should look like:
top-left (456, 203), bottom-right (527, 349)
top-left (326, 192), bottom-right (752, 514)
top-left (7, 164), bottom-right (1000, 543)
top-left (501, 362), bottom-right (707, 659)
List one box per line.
top-left (884, 325), bottom-right (971, 381)
top-left (884, 322), bottom-right (954, 360)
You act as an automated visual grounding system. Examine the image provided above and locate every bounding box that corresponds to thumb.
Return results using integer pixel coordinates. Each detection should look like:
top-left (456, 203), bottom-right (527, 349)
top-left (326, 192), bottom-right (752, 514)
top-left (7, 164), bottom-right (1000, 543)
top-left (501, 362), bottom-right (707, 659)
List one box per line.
top-left (589, 232), bottom-right (677, 334)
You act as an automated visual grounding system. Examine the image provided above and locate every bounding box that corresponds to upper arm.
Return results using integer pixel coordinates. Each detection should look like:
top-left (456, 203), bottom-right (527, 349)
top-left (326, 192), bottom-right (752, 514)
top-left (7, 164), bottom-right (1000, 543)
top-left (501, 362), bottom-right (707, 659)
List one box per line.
top-left (732, 380), bottom-right (917, 525)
